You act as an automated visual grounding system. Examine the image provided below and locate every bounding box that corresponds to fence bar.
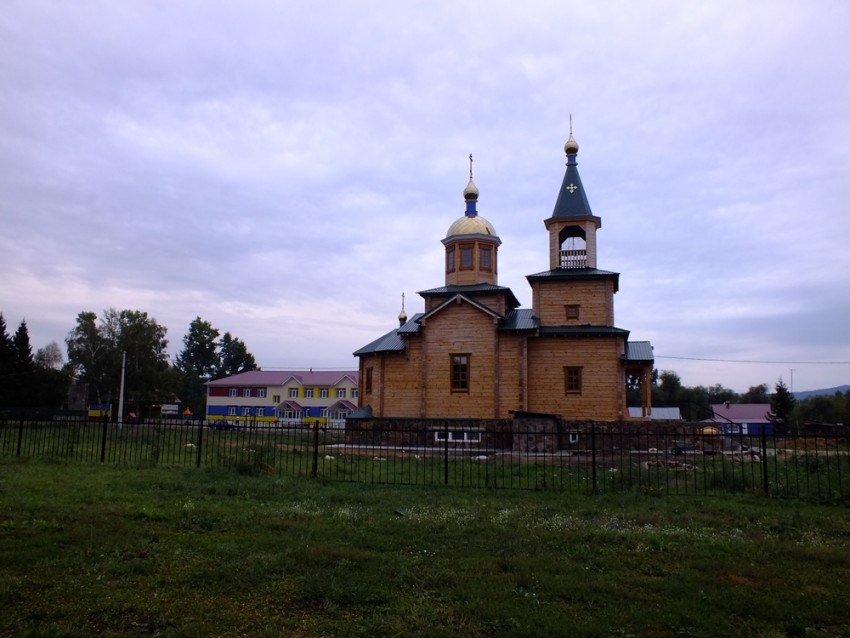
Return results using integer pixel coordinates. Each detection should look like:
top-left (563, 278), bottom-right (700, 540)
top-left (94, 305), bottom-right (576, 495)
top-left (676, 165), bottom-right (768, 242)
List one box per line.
top-left (3, 413), bottom-right (849, 500)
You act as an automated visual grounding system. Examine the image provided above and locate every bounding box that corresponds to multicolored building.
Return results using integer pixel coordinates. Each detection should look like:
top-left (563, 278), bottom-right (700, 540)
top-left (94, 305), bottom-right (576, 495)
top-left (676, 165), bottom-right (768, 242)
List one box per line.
top-left (206, 370), bottom-right (359, 427)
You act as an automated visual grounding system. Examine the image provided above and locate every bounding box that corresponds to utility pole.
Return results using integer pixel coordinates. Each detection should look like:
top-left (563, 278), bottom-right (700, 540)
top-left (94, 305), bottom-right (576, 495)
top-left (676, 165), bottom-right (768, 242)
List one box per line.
top-left (790, 368), bottom-right (795, 394)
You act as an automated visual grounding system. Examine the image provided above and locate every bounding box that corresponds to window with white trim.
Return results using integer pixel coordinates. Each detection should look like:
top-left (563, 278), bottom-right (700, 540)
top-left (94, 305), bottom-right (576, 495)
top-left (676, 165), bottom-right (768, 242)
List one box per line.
top-left (242, 407), bottom-right (251, 416)
top-left (289, 388), bottom-right (298, 398)
top-left (243, 388), bottom-right (251, 398)
top-left (229, 388), bottom-right (237, 397)
top-left (434, 429), bottom-right (481, 444)
top-left (258, 389), bottom-right (267, 398)
top-left (336, 388), bottom-right (347, 398)
top-left (304, 388), bottom-right (314, 398)
top-left (320, 388), bottom-right (329, 398)
top-left (228, 406), bottom-right (237, 416)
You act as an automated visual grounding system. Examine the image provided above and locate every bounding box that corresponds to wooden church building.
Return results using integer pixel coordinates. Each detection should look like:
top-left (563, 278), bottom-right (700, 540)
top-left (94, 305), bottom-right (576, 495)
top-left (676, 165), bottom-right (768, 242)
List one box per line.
top-left (354, 132), bottom-right (654, 422)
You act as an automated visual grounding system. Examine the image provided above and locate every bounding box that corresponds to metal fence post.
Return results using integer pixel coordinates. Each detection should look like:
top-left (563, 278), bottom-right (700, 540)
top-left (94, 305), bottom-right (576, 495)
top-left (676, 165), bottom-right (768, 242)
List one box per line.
top-left (591, 422), bottom-right (598, 493)
top-left (100, 414), bottom-right (109, 463)
top-left (196, 419), bottom-right (204, 468)
top-left (443, 421), bottom-right (450, 485)
top-left (311, 422), bottom-right (319, 478)
top-left (761, 425), bottom-right (769, 495)
top-left (16, 415), bottom-right (25, 457)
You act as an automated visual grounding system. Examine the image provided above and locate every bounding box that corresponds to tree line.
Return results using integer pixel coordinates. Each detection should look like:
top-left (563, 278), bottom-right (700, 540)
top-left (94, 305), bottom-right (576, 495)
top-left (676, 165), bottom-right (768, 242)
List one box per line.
top-left (636, 370), bottom-right (849, 432)
top-left (0, 311), bottom-right (258, 416)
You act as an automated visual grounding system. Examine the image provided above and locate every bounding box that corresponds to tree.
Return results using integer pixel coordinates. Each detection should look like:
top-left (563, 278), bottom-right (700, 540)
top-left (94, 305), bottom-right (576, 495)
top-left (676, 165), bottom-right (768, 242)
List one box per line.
top-left (740, 383), bottom-right (770, 403)
top-left (175, 317), bottom-right (221, 415)
top-left (767, 378), bottom-right (796, 434)
top-left (0, 314), bottom-right (13, 407)
top-left (114, 309), bottom-right (173, 406)
top-left (10, 320), bottom-right (36, 406)
top-left (217, 332), bottom-right (258, 377)
top-left (66, 311), bottom-right (113, 405)
top-left (175, 317), bottom-right (220, 379)
top-left (35, 341), bottom-right (64, 370)
top-left (66, 309), bottom-right (176, 409)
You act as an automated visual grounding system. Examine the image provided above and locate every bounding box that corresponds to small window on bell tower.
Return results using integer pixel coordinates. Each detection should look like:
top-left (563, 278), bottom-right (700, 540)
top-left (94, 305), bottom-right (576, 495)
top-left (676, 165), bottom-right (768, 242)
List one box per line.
top-left (446, 248), bottom-right (455, 273)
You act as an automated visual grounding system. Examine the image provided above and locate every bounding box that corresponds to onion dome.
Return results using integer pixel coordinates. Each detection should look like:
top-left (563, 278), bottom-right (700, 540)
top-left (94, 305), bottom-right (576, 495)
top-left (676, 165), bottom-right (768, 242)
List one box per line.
top-left (446, 214), bottom-right (497, 238)
top-left (463, 176), bottom-right (479, 202)
top-left (445, 153), bottom-right (498, 238)
top-left (564, 133), bottom-right (579, 156)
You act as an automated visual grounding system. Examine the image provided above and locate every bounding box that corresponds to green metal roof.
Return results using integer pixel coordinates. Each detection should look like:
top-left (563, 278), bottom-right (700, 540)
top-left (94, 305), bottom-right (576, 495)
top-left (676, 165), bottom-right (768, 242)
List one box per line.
top-left (418, 283), bottom-right (521, 310)
top-left (550, 153), bottom-right (594, 219)
top-left (624, 340), bottom-right (654, 361)
top-left (537, 325), bottom-right (630, 337)
top-left (526, 267), bottom-right (620, 292)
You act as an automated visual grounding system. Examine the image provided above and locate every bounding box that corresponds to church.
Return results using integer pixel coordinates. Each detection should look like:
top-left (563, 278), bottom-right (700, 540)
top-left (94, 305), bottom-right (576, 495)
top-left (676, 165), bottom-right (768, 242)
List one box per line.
top-left (354, 132), bottom-right (654, 422)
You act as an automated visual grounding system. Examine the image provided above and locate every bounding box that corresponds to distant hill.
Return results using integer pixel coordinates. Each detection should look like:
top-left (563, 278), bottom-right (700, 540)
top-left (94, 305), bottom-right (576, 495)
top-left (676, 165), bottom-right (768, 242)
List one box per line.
top-left (793, 385), bottom-right (850, 400)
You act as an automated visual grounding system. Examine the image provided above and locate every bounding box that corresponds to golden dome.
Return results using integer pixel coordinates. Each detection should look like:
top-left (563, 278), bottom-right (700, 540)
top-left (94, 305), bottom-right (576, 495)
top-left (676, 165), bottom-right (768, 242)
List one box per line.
top-left (446, 215), bottom-right (497, 238)
top-left (463, 177), bottom-right (479, 201)
top-left (564, 133), bottom-right (579, 155)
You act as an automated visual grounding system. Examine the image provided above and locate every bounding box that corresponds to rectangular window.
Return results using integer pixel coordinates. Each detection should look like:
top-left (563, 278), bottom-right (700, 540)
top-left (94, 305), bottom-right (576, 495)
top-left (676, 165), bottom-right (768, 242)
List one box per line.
top-left (451, 354), bottom-right (470, 392)
top-left (243, 388), bottom-right (251, 398)
top-left (228, 406), bottom-right (237, 416)
top-left (480, 247), bottom-right (491, 270)
top-left (256, 408), bottom-right (264, 417)
top-left (272, 394), bottom-right (280, 404)
top-left (304, 388), bottom-right (314, 398)
top-left (434, 429), bottom-right (481, 444)
top-left (289, 388), bottom-right (298, 398)
top-left (351, 389), bottom-right (359, 399)
top-left (365, 367), bottom-right (373, 394)
top-left (242, 407), bottom-right (251, 416)
top-left (446, 248), bottom-right (455, 273)
top-left (258, 388), bottom-right (267, 398)
top-left (320, 388), bottom-right (329, 398)
top-left (336, 388), bottom-right (346, 398)
top-left (229, 388), bottom-right (237, 398)
top-left (566, 304), bottom-right (580, 320)
top-left (564, 366), bottom-right (583, 394)
top-left (460, 245), bottom-right (474, 270)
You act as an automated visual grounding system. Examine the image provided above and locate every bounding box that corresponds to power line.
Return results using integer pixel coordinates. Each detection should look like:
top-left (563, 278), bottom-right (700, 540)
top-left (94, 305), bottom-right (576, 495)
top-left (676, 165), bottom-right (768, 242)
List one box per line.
top-left (655, 355), bottom-right (850, 365)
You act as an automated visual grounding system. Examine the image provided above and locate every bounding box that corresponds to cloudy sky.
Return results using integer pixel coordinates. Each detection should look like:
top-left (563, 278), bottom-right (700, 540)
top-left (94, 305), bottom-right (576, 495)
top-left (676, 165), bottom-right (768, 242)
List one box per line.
top-left (1, 1), bottom-right (849, 393)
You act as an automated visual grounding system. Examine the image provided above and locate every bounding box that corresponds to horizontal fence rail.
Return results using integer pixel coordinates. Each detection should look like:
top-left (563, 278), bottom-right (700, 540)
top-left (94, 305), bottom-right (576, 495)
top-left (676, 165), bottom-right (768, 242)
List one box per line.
top-left (1, 414), bottom-right (848, 500)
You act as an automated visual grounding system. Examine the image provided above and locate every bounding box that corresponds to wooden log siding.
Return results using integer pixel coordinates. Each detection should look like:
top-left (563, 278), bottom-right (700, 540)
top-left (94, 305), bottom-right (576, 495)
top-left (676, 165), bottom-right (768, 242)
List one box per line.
top-left (420, 304), bottom-right (499, 418)
top-left (534, 279), bottom-right (615, 326)
top-left (526, 337), bottom-right (625, 421)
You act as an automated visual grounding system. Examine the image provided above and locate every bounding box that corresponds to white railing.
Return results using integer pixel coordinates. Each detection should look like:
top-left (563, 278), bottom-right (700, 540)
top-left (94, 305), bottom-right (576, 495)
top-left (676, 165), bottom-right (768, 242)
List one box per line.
top-left (559, 249), bottom-right (587, 269)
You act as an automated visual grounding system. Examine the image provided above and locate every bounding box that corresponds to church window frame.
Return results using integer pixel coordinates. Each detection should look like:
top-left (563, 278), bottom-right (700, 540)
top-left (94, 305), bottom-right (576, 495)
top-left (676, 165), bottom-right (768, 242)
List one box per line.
top-left (365, 367), bottom-right (373, 394)
top-left (451, 353), bottom-right (471, 393)
top-left (446, 247), bottom-right (456, 273)
top-left (564, 366), bottom-right (583, 395)
top-left (460, 243), bottom-right (474, 270)
top-left (566, 304), bottom-right (580, 320)
top-left (480, 246), bottom-right (492, 271)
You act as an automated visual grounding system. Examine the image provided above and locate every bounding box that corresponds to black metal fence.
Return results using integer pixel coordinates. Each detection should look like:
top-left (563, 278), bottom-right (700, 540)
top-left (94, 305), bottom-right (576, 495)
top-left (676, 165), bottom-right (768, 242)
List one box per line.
top-left (2, 414), bottom-right (848, 500)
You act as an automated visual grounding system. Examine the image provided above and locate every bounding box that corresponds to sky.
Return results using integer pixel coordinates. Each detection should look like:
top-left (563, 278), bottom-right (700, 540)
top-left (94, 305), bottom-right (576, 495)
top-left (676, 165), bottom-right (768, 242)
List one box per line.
top-left (1, 1), bottom-right (849, 394)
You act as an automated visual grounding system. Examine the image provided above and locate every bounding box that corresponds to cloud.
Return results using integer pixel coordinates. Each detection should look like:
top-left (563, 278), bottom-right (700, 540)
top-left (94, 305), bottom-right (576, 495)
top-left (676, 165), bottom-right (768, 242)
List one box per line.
top-left (1, 0), bottom-right (849, 393)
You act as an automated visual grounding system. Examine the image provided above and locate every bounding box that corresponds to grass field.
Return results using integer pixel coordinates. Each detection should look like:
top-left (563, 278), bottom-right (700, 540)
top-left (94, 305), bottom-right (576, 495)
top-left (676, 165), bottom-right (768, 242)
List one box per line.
top-left (1, 459), bottom-right (849, 637)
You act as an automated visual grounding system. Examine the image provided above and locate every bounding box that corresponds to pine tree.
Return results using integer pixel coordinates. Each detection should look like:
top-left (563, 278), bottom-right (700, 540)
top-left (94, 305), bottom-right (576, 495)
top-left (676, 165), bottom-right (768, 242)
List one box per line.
top-left (767, 378), bottom-right (796, 434)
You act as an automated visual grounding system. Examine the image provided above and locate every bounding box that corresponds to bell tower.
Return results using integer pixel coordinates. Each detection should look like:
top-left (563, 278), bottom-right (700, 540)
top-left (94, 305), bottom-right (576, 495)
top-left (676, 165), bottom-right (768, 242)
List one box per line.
top-left (543, 128), bottom-right (602, 270)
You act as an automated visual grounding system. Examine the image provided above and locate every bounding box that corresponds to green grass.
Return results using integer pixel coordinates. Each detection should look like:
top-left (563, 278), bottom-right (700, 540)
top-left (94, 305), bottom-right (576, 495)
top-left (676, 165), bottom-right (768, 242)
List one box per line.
top-left (1, 459), bottom-right (849, 637)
